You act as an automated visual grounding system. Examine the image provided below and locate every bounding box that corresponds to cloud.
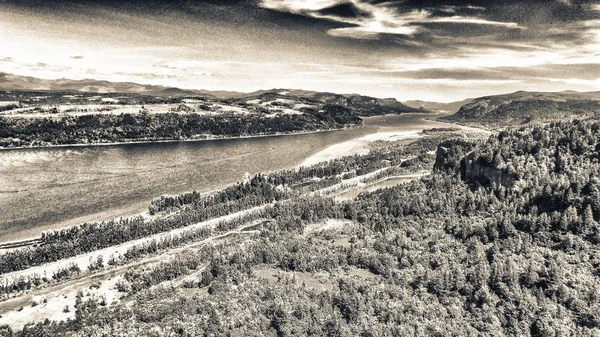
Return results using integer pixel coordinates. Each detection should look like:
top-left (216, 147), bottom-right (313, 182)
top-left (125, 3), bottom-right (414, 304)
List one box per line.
top-left (260, 0), bottom-right (523, 40)
top-left (317, 2), bottom-right (373, 18)
top-left (369, 63), bottom-right (600, 83)
top-left (0, 57), bottom-right (13, 62)
top-left (548, 77), bottom-right (600, 90)
top-left (431, 16), bottom-right (521, 28)
top-left (2, 0), bottom-right (600, 102)
top-left (114, 71), bottom-right (177, 80)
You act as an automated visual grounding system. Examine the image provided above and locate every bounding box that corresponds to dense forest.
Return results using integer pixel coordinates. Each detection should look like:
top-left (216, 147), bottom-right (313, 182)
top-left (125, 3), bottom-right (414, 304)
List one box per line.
top-left (5, 120), bottom-right (600, 336)
top-left (0, 105), bottom-right (362, 148)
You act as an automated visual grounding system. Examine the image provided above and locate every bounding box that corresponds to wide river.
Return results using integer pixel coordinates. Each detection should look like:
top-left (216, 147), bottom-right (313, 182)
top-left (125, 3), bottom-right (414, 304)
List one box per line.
top-left (0, 113), bottom-right (453, 242)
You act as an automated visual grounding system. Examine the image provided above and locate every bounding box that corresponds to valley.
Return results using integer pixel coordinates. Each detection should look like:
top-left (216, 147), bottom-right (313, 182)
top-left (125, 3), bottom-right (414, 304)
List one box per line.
top-left (3, 0), bottom-right (600, 334)
top-left (1, 79), bottom-right (600, 336)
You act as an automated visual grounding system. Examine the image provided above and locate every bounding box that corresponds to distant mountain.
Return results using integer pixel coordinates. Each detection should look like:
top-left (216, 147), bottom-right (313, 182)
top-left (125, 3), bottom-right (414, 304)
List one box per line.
top-left (157, 87), bottom-right (201, 97)
top-left (0, 72), bottom-right (230, 98)
top-left (403, 98), bottom-right (473, 113)
top-left (442, 90), bottom-right (600, 127)
top-left (0, 73), bottom-right (421, 115)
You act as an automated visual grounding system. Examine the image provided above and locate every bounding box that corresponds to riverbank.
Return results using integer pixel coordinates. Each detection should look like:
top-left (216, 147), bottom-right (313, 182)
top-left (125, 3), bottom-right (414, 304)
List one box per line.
top-left (301, 130), bottom-right (424, 167)
top-left (0, 125), bottom-right (357, 152)
top-left (428, 117), bottom-right (495, 135)
top-left (0, 186), bottom-right (224, 247)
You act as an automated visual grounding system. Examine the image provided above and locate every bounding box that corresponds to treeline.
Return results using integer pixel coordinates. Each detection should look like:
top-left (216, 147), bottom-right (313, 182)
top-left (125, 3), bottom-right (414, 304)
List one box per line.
top-left (0, 195), bottom-right (268, 275)
top-left (0, 104), bottom-right (19, 112)
top-left (148, 174), bottom-right (291, 214)
top-left (150, 136), bottom-right (443, 214)
top-left (0, 208), bottom-right (271, 296)
top-left (0, 105), bottom-right (361, 148)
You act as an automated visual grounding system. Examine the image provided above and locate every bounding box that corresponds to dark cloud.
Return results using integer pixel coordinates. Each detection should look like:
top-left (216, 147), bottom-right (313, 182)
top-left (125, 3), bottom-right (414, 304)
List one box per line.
top-left (258, 0), bottom-right (600, 55)
top-left (317, 2), bottom-right (373, 19)
top-left (387, 0), bottom-right (597, 21)
top-left (7, 0), bottom-right (597, 54)
top-left (418, 21), bottom-right (521, 38)
top-left (1, 0), bottom-right (599, 101)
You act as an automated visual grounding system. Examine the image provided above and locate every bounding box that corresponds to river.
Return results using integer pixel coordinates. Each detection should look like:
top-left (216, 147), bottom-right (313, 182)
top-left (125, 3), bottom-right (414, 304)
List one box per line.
top-left (0, 113), bottom-right (452, 242)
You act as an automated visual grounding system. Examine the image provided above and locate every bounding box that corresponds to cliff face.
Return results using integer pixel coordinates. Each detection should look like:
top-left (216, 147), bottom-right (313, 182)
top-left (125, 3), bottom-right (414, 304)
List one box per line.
top-left (462, 156), bottom-right (517, 188)
top-left (434, 139), bottom-right (517, 188)
top-left (433, 139), bottom-right (479, 173)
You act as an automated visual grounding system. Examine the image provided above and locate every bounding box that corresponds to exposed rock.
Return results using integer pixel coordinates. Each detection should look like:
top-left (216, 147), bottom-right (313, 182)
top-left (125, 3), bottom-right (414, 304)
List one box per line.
top-left (462, 156), bottom-right (517, 188)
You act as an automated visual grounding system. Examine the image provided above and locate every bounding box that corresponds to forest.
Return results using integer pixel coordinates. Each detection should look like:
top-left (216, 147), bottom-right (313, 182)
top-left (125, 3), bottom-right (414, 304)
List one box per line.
top-left (0, 105), bottom-right (362, 148)
top-left (4, 120), bottom-right (600, 336)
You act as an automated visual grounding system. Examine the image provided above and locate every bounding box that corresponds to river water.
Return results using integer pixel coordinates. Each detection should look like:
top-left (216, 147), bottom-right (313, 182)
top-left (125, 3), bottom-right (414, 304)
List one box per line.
top-left (0, 113), bottom-right (449, 242)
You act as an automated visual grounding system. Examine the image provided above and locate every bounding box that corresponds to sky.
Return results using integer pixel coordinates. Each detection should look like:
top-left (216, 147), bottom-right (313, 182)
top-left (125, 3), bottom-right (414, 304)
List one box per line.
top-left (0, 0), bottom-right (599, 102)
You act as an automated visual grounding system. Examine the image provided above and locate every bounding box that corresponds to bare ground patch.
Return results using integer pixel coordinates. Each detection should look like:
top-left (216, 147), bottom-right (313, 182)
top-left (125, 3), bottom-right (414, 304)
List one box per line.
top-left (253, 265), bottom-right (382, 293)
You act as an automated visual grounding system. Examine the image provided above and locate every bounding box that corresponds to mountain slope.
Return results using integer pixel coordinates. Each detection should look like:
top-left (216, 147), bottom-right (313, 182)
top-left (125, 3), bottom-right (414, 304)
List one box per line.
top-left (233, 89), bottom-right (420, 115)
top-left (442, 90), bottom-right (600, 127)
top-left (0, 73), bottom-right (223, 98)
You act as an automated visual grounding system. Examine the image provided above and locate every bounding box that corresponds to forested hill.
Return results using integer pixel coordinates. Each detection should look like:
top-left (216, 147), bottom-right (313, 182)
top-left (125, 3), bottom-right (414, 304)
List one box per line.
top-left (0, 107), bottom-right (361, 148)
top-left (12, 120), bottom-right (600, 336)
top-left (229, 90), bottom-right (418, 116)
top-left (442, 91), bottom-right (600, 127)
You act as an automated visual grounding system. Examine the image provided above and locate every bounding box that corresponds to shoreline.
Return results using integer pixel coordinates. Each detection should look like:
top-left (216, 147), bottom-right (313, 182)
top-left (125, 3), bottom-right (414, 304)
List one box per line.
top-left (425, 117), bottom-right (494, 134)
top-left (300, 130), bottom-right (424, 167)
top-left (0, 112), bottom-right (436, 152)
top-left (0, 184), bottom-right (236, 247)
top-left (0, 125), bottom-right (357, 152)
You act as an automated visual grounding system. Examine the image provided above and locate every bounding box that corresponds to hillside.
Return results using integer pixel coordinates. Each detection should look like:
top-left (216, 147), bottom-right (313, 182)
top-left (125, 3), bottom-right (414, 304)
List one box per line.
top-left (442, 91), bottom-right (600, 127)
top-left (0, 76), bottom-right (422, 148)
top-left (230, 89), bottom-right (419, 116)
top-left (0, 72), bottom-right (207, 97)
top-left (6, 120), bottom-right (600, 336)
